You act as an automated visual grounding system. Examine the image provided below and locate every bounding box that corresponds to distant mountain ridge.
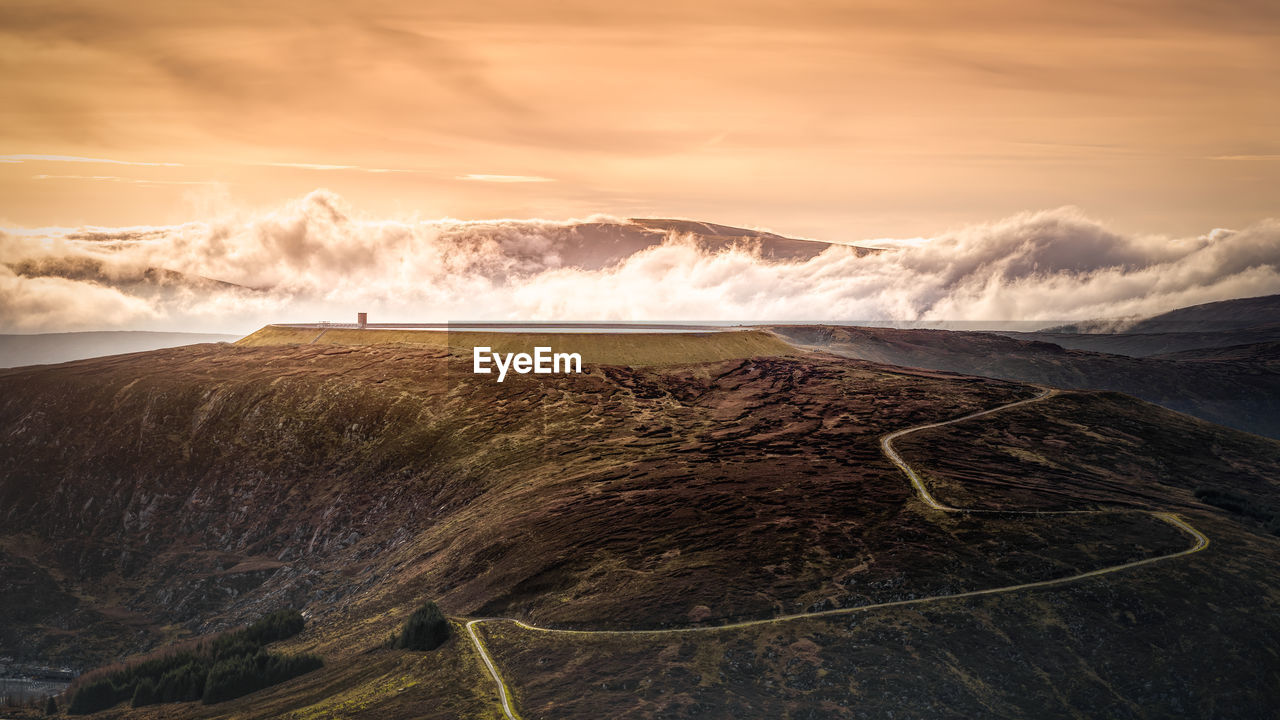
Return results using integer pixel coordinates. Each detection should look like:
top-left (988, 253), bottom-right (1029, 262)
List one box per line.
top-left (486, 218), bottom-right (868, 272)
top-left (0, 331), bottom-right (239, 369)
top-left (630, 218), bottom-right (878, 260)
top-left (775, 294), bottom-right (1280, 438)
top-left (4, 256), bottom-right (257, 295)
top-left (3, 218), bottom-right (862, 314)
top-left (1043, 294), bottom-right (1280, 335)
top-left (1122, 294), bottom-right (1280, 333)
top-left (1004, 294), bottom-right (1280, 357)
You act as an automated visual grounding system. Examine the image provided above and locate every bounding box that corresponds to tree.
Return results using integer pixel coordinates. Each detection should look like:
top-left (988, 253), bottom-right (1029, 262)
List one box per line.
top-left (67, 679), bottom-right (116, 714)
top-left (203, 655), bottom-right (255, 704)
top-left (131, 678), bottom-right (157, 708)
top-left (395, 600), bottom-right (451, 651)
top-left (64, 608), bottom-right (319, 709)
top-left (242, 609), bottom-right (306, 645)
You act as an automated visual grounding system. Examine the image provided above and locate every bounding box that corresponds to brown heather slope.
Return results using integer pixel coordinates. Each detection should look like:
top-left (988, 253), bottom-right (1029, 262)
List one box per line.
top-left (774, 324), bottom-right (1280, 438)
top-left (475, 395), bottom-right (1280, 720)
top-left (0, 331), bottom-right (240, 369)
top-left (2, 343), bottom-right (1070, 663)
top-left (1049, 293), bottom-right (1280, 335)
top-left (0, 341), bottom-right (1277, 717)
top-left (894, 390), bottom-right (1280, 516)
top-left (479, 509), bottom-right (1279, 720)
top-left (999, 327), bottom-right (1280, 357)
top-left (235, 325), bottom-right (797, 366)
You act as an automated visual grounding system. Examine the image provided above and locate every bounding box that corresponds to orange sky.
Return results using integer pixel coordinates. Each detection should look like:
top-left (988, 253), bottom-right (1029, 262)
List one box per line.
top-left (1, 0), bottom-right (1277, 240)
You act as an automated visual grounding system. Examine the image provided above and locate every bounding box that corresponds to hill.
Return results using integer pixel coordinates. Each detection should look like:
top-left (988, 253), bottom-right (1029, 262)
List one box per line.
top-left (234, 325), bottom-right (798, 366)
top-left (999, 326), bottom-right (1280, 357)
top-left (0, 331), bottom-right (240, 369)
top-left (1014, 294), bottom-right (1280, 356)
top-left (468, 218), bottom-right (863, 270)
top-left (1107, 293), bottom-right (1280, 334)
top-left (773, 325), bottom-right (1280, 438)
top-left (629, 219), bottom-right (876, 260)
top-left (3, 257), bottom-right (253, 297)
top-left (1, 343), bottom-right (1034, 664)
top-left (1151, 339), bottom-right (1280, 363)
top-left (0, 341), bottom-right (1277, 717)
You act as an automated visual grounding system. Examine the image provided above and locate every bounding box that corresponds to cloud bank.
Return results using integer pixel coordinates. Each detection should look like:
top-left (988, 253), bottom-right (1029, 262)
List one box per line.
top-left (1, 190), bottom-right (1277, 334)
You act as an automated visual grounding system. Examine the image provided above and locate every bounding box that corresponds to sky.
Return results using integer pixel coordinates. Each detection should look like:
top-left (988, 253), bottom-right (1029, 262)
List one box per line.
top-left (0, 1), bottom-right (1277, 332)
top-left (2, 0), bottom-right (1278, 239)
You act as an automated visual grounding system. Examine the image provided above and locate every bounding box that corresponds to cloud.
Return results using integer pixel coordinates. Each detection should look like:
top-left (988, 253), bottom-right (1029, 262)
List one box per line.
top-left (0, 154), bottom-right (183, 167)
top-left (0, 264), bottom-right (157, 332)
top-left (32, 174), bottom-right (214, 185)
top-left (3, 1), bottom-right (1276, 237)
top-left (0, 190), bottom-right (1276, 333)
top-left (265, 163), bottom-right (359, 171)
top-left (458, 174), bottom-right (554, 183)
top-left (263, 162), bottom-right (427, 174)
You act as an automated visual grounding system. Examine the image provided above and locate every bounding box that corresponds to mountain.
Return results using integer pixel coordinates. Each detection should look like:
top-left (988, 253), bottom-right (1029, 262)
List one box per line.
top-left (235, 325), bottom-right (796, 364)
top-left (446, 218), bottom-right (864, 273)
top-left (1, 331), bottom-right (1278, 718)
top-left (629, 219), bottom-right (876, 260)
top-left (1008, 294), bottom-right (1280, 356)
top-left (774, 322), bottom-right (1280, 439)
top-left (1152, 339), bottom-right (1280, 362)
top-left (0, 332), bottom-right (240, 369)
top-left (4, 256), bottom-right (256, 297)
top-left (1, 219), bottom-right (862, 334)
top-left (997, 326), bottom-right (1280, 357)
top-left (1090, 294), bottom-right (1279, 334)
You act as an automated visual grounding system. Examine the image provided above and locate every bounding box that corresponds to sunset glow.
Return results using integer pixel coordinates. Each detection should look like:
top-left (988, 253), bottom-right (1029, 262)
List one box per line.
top-left (2, 1), bottom-right (1277, 238)
top-left (1, 1), bottom-right (1278, 333)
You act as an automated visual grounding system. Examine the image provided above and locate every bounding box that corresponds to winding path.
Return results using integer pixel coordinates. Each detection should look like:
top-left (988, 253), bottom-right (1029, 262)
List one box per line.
top-left (463, 387), bottom-right (1210, 719)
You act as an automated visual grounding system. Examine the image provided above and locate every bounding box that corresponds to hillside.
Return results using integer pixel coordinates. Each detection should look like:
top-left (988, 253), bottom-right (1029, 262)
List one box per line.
top-left (458, 218), bottom-right (859, 270)
top-left (234, 326), bottom-right (797, 366)
top-left (999, 326), bottom-right (1280, 357)
top-left (1, 341), bottom-right (1277, 717)
top-left (1107, 293), bottom-right (1280, 334)
top-left (773, 325), bottom-right (1280, 438)
top-left (1014, 294), bottom-right (1280, 356)
top-left (1152, 339), bottom-right (1280, 363)
top-left (0, 343), bottom-right (1034, 665)
top-left (473, 388), bottom-right (1280, 719)
top-left (629, 219), bottom-right (877, 260)
top-left (0, 332), bottom-right (239, 369)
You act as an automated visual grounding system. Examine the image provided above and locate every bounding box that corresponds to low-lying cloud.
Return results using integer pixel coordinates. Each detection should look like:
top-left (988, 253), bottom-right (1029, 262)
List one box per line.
top-left (1, 190), bottom-right (1277, 334)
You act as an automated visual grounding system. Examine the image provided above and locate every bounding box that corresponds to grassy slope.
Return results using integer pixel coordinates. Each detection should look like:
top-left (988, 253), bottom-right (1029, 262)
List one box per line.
top-left (235, 325), bottom-right (798, 366)
top-left (481, 511), bottom-right (1279, 719)
top-left (479, 393), bottom-right (1280, 719)
top-left (3, 345), bottom-right (1056, 663)
top-left (2, 343), bottom-right (1277, 717)
top-left (773, 324), bottom-right (1280, 438)
top-left (0, 331), bottom-right (239, 369)
top-left (894, 390), bottom-right (1280, 514)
